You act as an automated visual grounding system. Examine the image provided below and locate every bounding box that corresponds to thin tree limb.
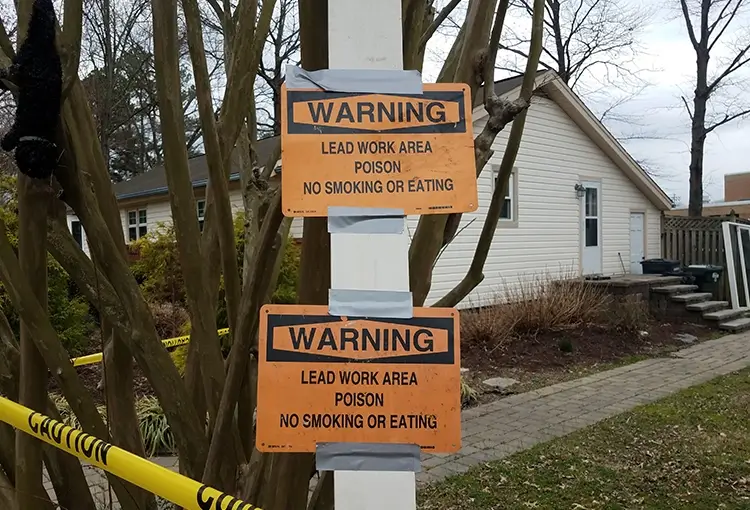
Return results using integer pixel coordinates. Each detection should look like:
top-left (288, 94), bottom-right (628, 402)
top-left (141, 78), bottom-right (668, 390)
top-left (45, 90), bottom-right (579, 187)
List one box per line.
top-left (151, 0), bottom-right (235, 471)
top-left (681, 95), bottom-right (694, 120)
top-left (61, 0), bottom-right (84, 98)
top-left (679, 0), bottom-right (699, 50)
top-left (706, 107), bottom-right (750, 133)
top-left (218, 0), bottom-right (275, 150)
top-left (418, 0), bottom-right (462, 51)
top-left (182, 0), bottom-right (241, 340)
top-left (435, 0), bottom-right (546, 307)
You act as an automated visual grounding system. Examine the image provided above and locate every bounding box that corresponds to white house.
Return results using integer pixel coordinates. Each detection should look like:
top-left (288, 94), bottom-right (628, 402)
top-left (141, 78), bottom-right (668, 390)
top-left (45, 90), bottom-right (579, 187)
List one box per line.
top-left (68, 70), bottom-right (673, 309)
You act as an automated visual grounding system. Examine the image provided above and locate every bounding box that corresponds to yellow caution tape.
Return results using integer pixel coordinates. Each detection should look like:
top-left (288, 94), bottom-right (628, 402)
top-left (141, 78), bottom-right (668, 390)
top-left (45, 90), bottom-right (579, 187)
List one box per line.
top-left (0, 395), bottom-right (261, 510)
top-left (70, 328), bottom-right (231, 367)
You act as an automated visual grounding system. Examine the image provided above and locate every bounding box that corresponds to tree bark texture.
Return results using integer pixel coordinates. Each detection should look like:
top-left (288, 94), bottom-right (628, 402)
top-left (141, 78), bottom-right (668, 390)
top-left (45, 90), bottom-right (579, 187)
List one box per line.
top-left (15, 177), bottom-right (54, 510)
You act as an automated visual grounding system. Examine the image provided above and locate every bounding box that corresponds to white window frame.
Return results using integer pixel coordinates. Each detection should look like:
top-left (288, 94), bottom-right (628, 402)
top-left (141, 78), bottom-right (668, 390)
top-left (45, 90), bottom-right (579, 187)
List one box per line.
top-left (128, 208), bottom-right (148, 242)
top-left (491, 165), bottom-right (518, 227)
top-left (197, 199), bottom-right (206, 232)
top-left (71, 220), bottom-right (83, 248)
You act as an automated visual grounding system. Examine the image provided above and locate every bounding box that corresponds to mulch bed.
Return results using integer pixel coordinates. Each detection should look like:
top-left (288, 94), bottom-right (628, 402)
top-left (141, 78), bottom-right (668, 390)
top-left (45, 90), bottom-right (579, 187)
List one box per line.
top-left (461, 320), bottom-right (713, 372)
top-left (49, 363), bottom-right (156, 407)
top-left (460, 319), bottom-right (718, 408)
top-left (50, 319), bottom-right (717, 409)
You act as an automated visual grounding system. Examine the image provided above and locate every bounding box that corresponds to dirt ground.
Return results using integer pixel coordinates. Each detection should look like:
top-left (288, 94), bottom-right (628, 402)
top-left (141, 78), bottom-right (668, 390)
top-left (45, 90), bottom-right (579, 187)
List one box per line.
top-left (460, 319), bottom-right (720, 408)
top-left (53, 318), bottom-right (720, 409)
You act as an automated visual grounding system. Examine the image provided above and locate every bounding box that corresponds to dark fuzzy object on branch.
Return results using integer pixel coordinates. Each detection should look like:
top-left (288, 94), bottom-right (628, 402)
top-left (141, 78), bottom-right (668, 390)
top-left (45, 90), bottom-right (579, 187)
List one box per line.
top-left (0, 0), bottom-right (63, 180)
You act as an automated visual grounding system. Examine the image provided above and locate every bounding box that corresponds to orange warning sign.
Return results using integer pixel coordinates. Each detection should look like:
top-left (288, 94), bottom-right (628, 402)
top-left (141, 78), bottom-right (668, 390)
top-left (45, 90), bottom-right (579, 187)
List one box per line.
top-left (280, 83), bottom-right (478, 217)
top-left (255, 304), bottom-right (461, 453)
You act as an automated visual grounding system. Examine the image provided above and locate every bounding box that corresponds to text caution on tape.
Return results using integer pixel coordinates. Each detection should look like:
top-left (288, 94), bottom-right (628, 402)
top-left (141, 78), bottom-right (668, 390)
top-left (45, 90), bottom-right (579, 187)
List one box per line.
top-left (255, 304), bottom-right (461, 453)
top-left (0, 396), bottom-right (261, 510)
top-left (280, 83), bottom-right (478, 217)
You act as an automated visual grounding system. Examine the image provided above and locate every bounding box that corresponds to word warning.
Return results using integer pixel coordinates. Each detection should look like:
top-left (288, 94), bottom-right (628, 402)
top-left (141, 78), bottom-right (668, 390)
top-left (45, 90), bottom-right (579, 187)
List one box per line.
top-left (256, 304), bottom-right (461, 453)
top-left (280, 83), bottom-right (478, 217)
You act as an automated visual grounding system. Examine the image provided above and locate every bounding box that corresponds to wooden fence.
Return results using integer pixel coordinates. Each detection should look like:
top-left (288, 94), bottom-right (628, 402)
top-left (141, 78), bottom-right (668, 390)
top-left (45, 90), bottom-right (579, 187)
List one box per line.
top-left (661, 214), bottom-right (750, 301)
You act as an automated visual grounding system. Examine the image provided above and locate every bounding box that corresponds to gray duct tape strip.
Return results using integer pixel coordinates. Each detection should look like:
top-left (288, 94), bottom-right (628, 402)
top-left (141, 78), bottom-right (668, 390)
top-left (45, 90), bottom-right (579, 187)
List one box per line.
top-left (286, 65), bottom-right (423, 94)
top-left (328, 206), bottom-right (405, 234)
top-left (329, 289), bottom-right (413, 319)
top-left (316, 442), bottom-right (421, 472)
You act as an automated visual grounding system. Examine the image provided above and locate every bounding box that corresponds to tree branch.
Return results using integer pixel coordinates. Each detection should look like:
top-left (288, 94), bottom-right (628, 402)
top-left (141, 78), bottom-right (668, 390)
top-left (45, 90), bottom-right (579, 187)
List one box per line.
top-left (217, 0), bottom-right (276, 150)
top-left (202, 190), bottom-right (285, 488)
top-left (0, 218), bottom-right (141, 509)
top-left (706, 107), bottom-right (750, 133)
top-left (707, 43), bottom-right (750, 93)
top-left (436, 0), bottom-right (546, 307)
top-left (679, 0), bottom-right (700, 50)
top-left (418, 0), bottom-right (462, 52)
top-left (681, 95), bottom-right (694, 120)
top-left (151, 0), bottom-right (235, 473)
top-left (61, 0), bottom-right (84, 98)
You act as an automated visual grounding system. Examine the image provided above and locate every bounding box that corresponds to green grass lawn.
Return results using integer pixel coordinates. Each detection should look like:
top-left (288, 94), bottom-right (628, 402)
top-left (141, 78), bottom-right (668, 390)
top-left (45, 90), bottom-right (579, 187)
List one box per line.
top-left (420, 369), bottom-right (750, 510)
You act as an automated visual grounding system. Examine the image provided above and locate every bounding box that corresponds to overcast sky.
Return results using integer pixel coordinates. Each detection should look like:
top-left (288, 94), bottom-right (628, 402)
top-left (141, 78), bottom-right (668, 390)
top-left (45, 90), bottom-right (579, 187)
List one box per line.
top-left (420, 0), bottom-right (750, 207)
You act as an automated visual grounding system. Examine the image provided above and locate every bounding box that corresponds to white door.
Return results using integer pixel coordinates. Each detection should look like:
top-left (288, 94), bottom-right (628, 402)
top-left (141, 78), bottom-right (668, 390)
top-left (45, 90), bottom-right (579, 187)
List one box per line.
top-left (629, 212), bottom-right (645, 274)
top-left (581, 182), bottom-right (602, 275)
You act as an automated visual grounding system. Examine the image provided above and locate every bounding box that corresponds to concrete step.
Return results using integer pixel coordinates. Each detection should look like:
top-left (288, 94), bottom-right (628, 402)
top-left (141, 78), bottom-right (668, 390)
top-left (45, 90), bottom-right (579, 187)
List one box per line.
top-left (719, 317), bottom-right (750, 333)
top-left (671, 292), bottom-right (713, 304)
top-left (686, 300), bottom-right (729, 313)
top-left (703, 307), bottom-right (750, 322)
top-left (651, 284), bottom-right (699, 295)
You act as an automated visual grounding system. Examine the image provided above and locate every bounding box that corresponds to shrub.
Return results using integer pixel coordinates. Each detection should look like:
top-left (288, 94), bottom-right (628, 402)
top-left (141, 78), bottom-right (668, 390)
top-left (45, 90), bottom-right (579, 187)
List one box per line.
top-left (233, 212), bottom-right (301, 304)
top-left (52, 393), bottom-right (176, 457)
top-left (149, 301), bottom-right (190, 340)
top-left (130, 224), bottom-right (185, 304)
top-left (136, 396), bottom-right (175, 456)
top-left (461, 271), bottom-right (608, 351)
top-left (460, 377), bottom-right (479, 407)
top-left (171, 345), bottom-right (189, 376)
top-left (0, 173), bottom-right (95, 356)
top-left (272, 237), bottom-right (300, 304)
top-left (133, 212), bottom-right (302, 328)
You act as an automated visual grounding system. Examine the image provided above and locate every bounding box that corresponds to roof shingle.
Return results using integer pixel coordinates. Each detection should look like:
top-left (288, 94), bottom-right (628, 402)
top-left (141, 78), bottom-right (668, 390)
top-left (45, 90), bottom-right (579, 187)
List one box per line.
top-left (112, 136), bottom-right (279, 199)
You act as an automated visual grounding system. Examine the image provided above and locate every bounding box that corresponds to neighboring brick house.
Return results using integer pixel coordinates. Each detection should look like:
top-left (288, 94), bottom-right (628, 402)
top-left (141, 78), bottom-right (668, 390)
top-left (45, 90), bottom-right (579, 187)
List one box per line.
top-left (668, 171), bottom-right (750, 219)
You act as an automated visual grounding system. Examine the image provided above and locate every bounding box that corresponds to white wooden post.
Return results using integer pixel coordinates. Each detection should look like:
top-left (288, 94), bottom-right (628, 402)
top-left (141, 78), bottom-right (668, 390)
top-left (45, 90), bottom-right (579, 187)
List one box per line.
top-left (327, 1), bottom-right (416, 509)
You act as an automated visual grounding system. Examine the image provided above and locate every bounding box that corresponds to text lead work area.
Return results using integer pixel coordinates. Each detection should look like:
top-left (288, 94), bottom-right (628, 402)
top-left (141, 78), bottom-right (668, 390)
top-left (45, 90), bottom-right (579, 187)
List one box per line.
top-left (280, 85), bottom-right (478, 217)
top-left (255, 305), bottom-right (462, 453)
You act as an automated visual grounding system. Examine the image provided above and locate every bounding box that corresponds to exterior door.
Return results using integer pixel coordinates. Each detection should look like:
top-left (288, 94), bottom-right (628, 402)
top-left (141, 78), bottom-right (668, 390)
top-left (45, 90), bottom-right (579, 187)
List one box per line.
top-left (629, 212), bottom-right (645, 274)
top-left (581, 181), bottom-right (602, 275)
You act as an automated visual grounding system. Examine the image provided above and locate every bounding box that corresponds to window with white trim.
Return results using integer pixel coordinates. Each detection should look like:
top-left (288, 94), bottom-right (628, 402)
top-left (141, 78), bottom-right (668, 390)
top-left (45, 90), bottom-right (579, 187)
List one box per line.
top-left (71, 220), bottom-right (83, 248)
top-left (197, 199), bottom-right (206, 232)
top-left (491, 165), bottom-right (517, 223)
top-left (128, 208), bottom-right (147, 242)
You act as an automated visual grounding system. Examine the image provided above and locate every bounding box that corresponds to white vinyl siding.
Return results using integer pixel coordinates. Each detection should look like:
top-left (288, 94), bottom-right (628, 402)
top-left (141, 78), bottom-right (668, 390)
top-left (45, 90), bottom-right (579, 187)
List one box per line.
top-left (118, 190), bottom-right (306, 242)
top-left (417, 95), bottom-right (662, 309)
top-left (66, 214), bottom-right (91, 257)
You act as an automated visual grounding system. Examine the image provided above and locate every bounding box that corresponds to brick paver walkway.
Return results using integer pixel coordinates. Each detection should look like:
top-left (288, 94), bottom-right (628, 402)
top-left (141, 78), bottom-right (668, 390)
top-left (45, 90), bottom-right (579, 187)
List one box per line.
top-left (418, 331), bottom-right (750, 484)
top-left (43, 331), bottom-right (750, 506)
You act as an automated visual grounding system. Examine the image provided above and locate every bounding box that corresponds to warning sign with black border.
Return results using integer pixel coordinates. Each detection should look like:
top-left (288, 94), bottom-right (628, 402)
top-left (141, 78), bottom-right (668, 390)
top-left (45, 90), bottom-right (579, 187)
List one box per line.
top-left (280, 83), bottom-right (478, 217)
top-left (256, 304), bottom-right (462, 453)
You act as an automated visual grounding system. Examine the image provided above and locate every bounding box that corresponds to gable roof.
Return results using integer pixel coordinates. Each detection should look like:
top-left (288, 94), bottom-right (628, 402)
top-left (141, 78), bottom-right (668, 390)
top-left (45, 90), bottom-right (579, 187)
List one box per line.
top-left (112, 136), bottom-right (280, 200)
top-left (473, 70), bottom-right (673, 211)
top-left (472, 70), bottom-right (548, 109)
top-left (113, 71), bottom-right (672, 211)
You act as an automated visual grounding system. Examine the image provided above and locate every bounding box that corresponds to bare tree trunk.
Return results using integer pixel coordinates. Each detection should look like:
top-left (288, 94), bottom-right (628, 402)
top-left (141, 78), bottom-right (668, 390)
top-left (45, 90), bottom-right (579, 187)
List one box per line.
top-left (15, 177), bottom-right (54, 510)
top-left (297, 0), bottom-right (331, 312)
top-left (688, 51), bottom-right (708, 217)
top-left (408, 0), bottom-right (500, 306)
